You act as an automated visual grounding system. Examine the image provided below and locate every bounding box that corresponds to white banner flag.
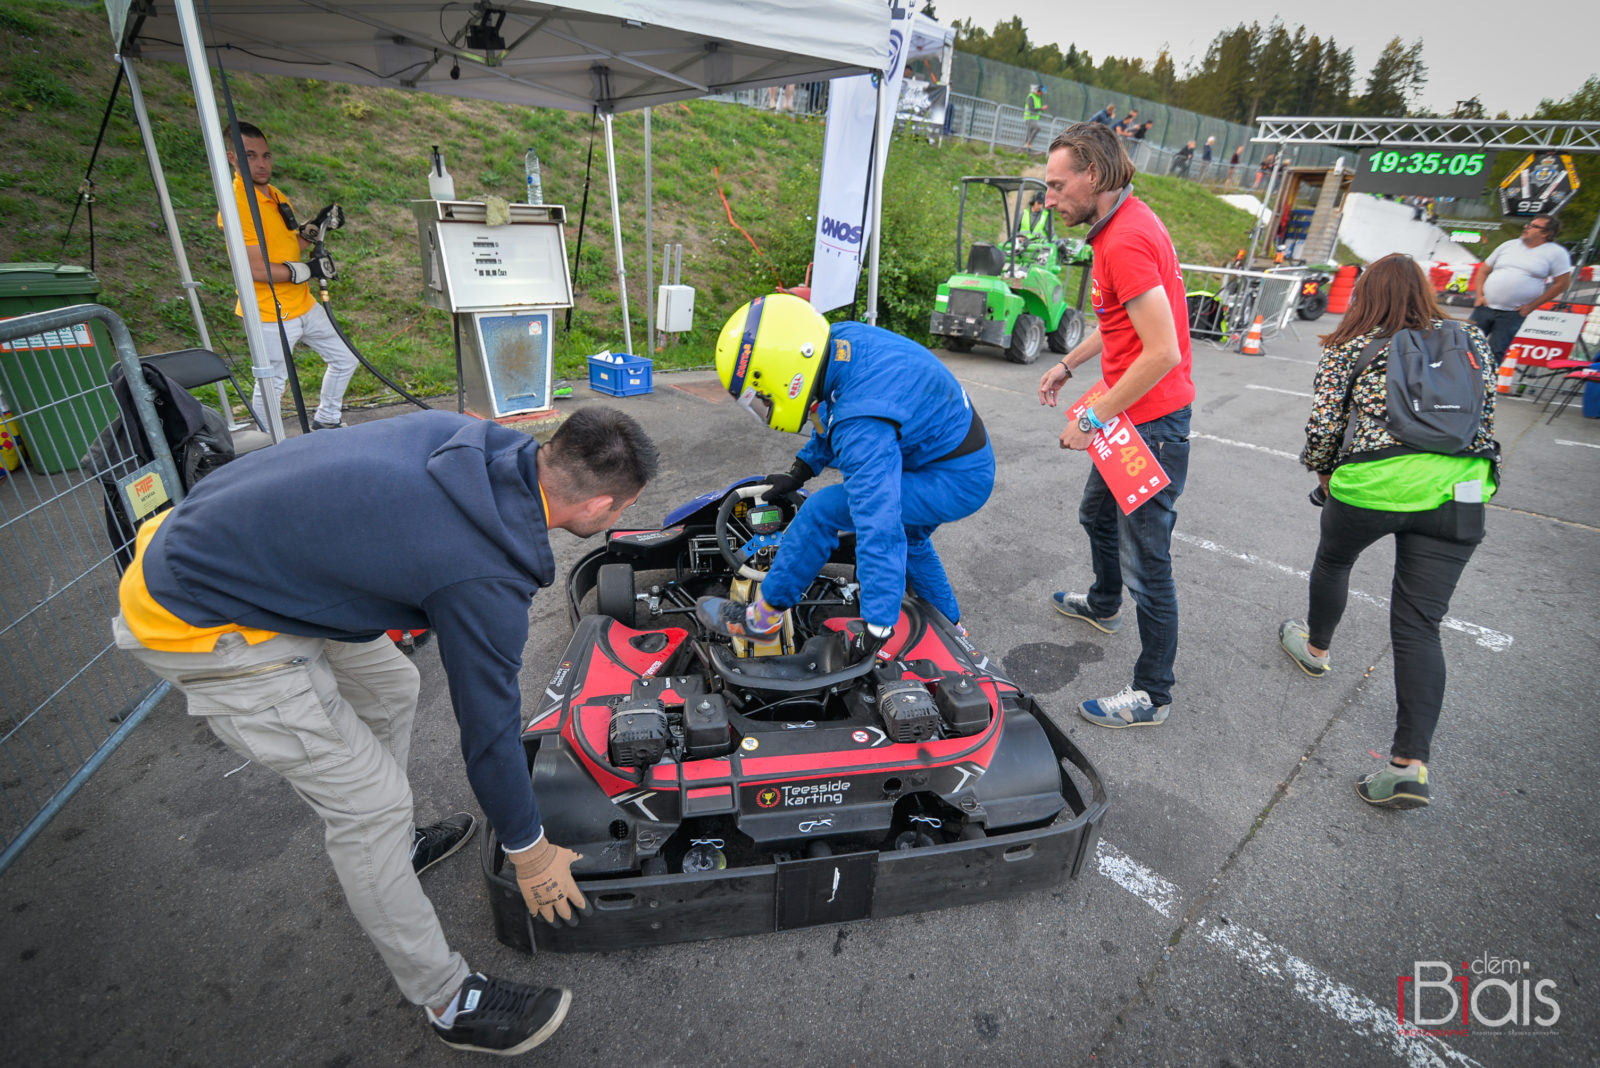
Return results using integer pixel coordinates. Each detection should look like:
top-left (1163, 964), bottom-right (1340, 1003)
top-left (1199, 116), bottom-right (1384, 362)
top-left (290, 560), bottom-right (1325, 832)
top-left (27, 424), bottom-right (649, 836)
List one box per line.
top-left (809, 1), bottom-right (916, 313)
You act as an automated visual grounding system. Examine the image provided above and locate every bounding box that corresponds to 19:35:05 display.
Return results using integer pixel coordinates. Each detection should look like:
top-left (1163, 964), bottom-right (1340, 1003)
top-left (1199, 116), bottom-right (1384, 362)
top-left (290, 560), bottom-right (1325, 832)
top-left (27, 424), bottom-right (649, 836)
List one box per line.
top-left (1365, 150), bottom-right (1486, 176)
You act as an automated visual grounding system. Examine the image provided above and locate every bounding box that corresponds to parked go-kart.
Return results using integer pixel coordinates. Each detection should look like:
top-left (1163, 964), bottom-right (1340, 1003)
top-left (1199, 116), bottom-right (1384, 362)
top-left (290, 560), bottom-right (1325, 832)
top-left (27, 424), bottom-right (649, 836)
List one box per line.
top-left (482, 478), bottom-right (1108, 953)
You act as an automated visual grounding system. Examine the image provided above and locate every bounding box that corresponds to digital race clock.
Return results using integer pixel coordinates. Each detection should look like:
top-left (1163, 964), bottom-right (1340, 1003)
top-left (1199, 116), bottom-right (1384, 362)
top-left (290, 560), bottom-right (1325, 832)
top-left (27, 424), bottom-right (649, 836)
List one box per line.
top-left (1350, 147), bottom-right (1496, 197)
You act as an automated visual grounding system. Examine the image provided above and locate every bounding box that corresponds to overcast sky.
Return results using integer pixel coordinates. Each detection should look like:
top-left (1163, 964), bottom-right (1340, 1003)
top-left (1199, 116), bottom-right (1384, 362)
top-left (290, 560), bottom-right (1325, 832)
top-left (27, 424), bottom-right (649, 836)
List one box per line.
top-left (932, 0), bottom-right (1597, 118)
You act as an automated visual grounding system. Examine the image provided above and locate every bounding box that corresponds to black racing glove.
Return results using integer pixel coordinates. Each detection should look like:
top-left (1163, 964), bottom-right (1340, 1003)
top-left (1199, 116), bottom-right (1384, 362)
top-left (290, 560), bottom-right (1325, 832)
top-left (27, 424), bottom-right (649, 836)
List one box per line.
top-left (284, 254), bottom-right (338, 284)
top-left (761, 459), bottom-right (814, 502)
top-left (297, 203), bottom-right (345, 243)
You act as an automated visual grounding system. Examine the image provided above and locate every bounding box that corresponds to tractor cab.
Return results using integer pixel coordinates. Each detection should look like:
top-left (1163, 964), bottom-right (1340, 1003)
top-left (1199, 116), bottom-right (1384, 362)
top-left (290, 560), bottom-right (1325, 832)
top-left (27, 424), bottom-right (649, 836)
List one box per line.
top-left (930, 176), bottom-right (1091, 364)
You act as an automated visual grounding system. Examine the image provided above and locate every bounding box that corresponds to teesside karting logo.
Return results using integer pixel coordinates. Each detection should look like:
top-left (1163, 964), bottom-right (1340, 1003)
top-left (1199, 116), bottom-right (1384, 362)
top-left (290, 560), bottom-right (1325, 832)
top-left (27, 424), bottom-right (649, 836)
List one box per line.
top-left (1397, 955), bottom-right (1561, 1037)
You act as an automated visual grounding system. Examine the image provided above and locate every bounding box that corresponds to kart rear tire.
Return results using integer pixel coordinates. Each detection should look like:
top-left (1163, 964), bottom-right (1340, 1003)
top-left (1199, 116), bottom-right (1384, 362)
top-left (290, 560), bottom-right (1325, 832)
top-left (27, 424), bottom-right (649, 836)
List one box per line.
top-left (1296, 290), bottom-right (1329, 320)
top-left (595, 563), bottom-right (636, 624)
top-left (1047, 308), bottom-right (1084, 354)
top-left (944, 336), bottom-right (975, 353)
top-left (1006, 314), bottom-right (1044, 364)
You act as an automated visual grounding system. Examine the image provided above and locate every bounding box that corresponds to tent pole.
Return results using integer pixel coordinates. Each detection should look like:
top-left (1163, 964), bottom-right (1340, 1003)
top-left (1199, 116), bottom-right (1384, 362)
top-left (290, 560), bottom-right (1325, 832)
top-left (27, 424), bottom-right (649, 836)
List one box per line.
top-left (171, 0), bottom-right (284, 443)
top-left (601, 110), bottom-right (634, 356)
top-left (863, 75), bottom-right (887, 326)
top-left (644, 107), bottom-right (654, 357)
top-left (120, 55), bottom-right (233, 425)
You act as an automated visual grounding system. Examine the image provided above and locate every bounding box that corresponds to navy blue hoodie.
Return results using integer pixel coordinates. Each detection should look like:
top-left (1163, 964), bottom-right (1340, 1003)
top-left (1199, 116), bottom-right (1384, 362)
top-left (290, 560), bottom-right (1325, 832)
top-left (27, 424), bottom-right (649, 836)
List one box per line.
top-left (142, 410), bottom-right (553, 850)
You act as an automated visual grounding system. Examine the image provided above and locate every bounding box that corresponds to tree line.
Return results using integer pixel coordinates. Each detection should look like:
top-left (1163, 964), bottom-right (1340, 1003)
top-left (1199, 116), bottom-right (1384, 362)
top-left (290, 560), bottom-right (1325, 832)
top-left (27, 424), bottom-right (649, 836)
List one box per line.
top-left (951, 17), bottom-right (1431, 124)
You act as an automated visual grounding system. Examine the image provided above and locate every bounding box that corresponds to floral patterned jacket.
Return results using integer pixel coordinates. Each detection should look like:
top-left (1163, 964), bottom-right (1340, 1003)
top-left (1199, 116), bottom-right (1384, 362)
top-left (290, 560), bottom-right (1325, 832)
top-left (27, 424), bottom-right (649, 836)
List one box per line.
top-left (1299, 318), bottom-right (1499, 477)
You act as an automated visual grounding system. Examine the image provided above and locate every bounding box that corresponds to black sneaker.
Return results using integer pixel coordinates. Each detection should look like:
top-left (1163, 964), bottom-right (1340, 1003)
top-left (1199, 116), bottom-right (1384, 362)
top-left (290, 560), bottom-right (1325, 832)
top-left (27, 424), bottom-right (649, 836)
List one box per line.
top-left (311, 418), bottom-right (346, 430)
top-left (411, 812), bottom-right (476, 875)
top-left (432, 973), bottom-right (570, 1055)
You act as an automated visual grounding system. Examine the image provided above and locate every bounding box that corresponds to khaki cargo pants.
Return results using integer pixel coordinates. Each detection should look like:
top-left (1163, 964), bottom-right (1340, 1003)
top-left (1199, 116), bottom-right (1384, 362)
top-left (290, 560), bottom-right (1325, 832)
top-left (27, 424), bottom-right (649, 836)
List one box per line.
top-left (113, 617), bottom-right (470, 1008)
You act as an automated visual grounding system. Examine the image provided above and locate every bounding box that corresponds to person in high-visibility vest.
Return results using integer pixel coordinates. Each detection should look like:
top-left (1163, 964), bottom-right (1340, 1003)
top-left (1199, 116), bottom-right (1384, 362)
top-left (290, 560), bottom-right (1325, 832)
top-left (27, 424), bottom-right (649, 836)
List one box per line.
top-left (1020, 192), bottom-right (1051, 246)
top-left (1022, 84), bottom-right (1048, 151)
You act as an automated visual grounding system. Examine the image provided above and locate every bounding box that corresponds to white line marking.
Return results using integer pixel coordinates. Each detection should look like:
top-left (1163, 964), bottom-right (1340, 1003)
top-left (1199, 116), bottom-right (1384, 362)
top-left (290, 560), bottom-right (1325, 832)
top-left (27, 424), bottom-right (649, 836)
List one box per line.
top-left (1192, 432), bottom-right (1301, 461)
top-left (1095, 840), bottom-right (1181, 918)
top-left (1094, 841), bottom-right (1485, 1068)
top-left (1172, 531), bottom-right (1514, 652)
top-left (1555, 439), bottom-right (1600, 449)
top-left (1246, 384), bottom-right (1314, 398)
top-left (1198, 920), bottom-right (1486, 1068)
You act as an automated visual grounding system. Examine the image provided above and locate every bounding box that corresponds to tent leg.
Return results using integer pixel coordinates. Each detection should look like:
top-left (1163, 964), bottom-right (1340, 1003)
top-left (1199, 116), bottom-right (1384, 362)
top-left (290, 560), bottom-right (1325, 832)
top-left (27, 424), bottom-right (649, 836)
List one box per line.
top-left (864, 76), bottom-right (887, 326)
top-left (601, 111), bottom-right (634, 357)
top-left (644, 107), bottom-right (654, 358)
top-left (121, 56), bottom-right (234, 426)
top-left (171, 0), bottom-right (284, 443)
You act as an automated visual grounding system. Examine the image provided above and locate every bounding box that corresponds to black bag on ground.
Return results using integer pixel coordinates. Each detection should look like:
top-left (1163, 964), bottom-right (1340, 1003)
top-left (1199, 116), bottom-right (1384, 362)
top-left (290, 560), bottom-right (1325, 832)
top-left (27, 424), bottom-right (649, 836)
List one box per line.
top-left (1342, 320), bottom-right (1488, 456)
top-left (81, 362), bottom-right (236, 572)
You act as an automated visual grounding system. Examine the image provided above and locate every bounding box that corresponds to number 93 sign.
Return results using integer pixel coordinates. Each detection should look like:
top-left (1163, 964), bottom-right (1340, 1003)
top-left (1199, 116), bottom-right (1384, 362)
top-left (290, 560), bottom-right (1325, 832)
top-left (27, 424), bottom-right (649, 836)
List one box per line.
top-left (1067, 382), bottom-right (1171, 515)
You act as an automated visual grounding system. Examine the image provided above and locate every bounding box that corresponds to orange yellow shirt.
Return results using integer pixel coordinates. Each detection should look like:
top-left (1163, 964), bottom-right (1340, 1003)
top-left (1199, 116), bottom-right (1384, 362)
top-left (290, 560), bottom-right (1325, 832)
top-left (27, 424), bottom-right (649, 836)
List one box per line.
top-left (118, 509), bottom-right (279, 652)
top-left (217, 174), bottom-right (314, 323)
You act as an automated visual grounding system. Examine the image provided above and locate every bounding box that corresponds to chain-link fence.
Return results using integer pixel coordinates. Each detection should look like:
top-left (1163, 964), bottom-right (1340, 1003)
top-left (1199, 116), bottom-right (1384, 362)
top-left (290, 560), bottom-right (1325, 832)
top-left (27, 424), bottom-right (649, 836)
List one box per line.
top-left (0, 304), bottom-right (177, 874)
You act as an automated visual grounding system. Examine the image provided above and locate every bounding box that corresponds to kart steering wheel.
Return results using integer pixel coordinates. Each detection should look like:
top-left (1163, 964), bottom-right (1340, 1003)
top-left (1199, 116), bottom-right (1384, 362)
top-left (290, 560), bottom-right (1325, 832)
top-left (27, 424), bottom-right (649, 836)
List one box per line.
top-left (715, 483), bottom-right (791, 581)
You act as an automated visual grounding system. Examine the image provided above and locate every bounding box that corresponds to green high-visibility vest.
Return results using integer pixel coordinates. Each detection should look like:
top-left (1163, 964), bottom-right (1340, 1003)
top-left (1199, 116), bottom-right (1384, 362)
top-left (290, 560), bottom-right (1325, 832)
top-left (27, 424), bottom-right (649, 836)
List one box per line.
top-left (1024, 90), bottom-right (1045, 120)
top-left (1022, 209), bottom-right (1049, 239)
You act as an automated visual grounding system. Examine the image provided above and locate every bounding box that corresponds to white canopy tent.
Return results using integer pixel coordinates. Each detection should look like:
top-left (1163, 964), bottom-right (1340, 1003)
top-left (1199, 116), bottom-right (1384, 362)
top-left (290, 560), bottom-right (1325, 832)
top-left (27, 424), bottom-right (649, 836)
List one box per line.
top-left (103, 0), bottom-right (891, 437)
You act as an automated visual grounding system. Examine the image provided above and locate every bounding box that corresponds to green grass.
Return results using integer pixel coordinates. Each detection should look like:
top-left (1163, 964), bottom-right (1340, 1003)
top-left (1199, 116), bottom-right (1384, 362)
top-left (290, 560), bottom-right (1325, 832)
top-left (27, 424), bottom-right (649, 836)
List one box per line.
top-left (1, 1), bottom-right (1271, 414)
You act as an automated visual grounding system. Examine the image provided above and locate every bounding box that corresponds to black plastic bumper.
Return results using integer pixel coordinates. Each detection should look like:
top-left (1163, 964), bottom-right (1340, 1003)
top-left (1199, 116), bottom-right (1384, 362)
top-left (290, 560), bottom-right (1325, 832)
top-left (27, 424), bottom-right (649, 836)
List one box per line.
top-left (481, 707), bottom-right (1107, 953)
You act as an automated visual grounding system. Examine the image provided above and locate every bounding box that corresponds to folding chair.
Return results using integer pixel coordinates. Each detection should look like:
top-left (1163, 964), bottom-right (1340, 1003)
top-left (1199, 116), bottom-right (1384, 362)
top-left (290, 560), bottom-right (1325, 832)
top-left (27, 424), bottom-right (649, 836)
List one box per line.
top-left (1544, 367), bottom-right (1600, 424)
top-left (139, 348), bottom-right (272, 454)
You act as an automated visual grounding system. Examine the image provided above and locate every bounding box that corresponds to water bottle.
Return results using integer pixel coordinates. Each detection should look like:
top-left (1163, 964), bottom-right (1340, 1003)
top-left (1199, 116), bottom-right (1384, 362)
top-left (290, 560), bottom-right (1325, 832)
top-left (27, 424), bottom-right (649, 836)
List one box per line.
top-left (427, 145), bottom-right (455, 200)
top-left (525, 149), bottom-right (543, 205)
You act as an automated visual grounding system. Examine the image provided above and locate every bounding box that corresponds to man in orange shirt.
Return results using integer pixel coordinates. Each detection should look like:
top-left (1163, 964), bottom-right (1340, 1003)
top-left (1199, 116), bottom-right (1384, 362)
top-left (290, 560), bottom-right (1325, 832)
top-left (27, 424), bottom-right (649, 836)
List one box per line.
top-left (222, 122), bottom-right (357, 431)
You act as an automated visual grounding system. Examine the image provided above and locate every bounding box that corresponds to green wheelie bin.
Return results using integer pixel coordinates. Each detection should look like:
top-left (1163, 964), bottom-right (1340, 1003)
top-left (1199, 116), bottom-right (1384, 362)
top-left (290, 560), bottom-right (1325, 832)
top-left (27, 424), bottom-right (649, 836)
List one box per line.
top-left (0, 263), bottom-right (120, 474)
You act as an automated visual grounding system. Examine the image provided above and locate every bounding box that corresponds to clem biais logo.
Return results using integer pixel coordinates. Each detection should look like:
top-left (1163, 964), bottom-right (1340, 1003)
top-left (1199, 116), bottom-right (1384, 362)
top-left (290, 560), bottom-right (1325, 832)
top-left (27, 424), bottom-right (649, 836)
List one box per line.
top-left (1397, 954), bottom-right (1560, 1037)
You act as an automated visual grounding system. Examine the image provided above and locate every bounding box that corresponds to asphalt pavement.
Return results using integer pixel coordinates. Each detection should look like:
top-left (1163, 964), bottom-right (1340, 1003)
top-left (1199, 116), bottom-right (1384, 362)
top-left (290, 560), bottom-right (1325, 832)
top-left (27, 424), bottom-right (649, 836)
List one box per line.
top-left (3, 317), bottom-right (1597, 1067)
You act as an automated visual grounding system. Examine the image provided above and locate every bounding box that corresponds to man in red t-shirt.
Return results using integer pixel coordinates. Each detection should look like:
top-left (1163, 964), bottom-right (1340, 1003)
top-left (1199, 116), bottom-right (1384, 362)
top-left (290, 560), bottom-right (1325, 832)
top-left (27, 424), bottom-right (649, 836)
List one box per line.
top-left (1037, 122), bottom-right (1194, 728)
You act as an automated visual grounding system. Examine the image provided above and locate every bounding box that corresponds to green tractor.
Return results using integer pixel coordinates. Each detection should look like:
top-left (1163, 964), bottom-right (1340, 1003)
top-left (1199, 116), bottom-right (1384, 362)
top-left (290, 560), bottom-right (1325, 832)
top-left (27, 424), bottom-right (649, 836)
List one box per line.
top-left (930, 176), bottom-right (1092, 364)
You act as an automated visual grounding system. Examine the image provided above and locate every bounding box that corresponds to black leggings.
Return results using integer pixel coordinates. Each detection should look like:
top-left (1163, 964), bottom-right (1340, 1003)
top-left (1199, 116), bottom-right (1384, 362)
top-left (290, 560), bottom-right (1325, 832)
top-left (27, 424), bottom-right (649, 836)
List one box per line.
top-left (1307, 496), bottom-right (1485, 763)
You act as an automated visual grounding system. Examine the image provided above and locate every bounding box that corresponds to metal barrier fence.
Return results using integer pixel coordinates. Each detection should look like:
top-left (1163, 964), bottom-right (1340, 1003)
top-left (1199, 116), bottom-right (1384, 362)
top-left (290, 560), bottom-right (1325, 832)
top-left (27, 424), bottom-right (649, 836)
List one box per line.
top-left (1178, 263), bottom-right (1307, 350)
top-left (0, 304), bottom-right (179, 874)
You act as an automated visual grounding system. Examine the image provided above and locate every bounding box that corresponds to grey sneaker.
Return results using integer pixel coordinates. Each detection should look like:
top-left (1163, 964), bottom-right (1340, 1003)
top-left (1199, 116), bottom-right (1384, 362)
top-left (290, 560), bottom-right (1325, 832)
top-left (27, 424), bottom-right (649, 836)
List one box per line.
top-left (1278, 620), bottom-right (1329, 678)
top-left (311, 417), bottom-right (346, 430)
top-left (1077, 685), bottom-right (1169, 728)
top-left (1356, 761), bottom-right (1430, 809)
top-left (1052, 592), bottom-right (1122, 634)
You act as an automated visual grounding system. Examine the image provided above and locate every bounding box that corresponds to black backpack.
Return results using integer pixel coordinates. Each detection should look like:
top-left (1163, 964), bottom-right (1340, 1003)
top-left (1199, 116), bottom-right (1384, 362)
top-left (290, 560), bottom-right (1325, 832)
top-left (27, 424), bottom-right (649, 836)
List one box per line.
top-left (81, 362), bottom-right (236, 572)
top-left (1342, 320), bottom-right (1489, 457)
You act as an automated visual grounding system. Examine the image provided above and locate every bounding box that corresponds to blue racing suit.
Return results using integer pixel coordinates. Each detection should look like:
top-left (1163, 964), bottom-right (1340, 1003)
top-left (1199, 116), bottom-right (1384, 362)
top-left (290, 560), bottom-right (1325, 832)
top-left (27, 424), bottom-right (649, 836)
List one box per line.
top-left (759, 322), bottom-right (995, 628)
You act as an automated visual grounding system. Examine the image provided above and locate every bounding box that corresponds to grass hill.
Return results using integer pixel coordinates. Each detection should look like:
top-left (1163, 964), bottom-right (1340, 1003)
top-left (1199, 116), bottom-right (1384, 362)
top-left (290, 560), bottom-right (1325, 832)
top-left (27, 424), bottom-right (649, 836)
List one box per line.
top-left (2, 0), bottom-right (1269, 413)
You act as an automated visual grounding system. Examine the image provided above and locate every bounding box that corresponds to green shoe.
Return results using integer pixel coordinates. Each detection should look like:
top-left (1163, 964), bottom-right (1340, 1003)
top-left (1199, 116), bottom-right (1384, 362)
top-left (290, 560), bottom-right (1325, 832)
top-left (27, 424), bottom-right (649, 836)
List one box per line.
top-left (1356, 761), bottom-right (1430, 809)
top-left (1278, 619), bottom-right (1329, 678)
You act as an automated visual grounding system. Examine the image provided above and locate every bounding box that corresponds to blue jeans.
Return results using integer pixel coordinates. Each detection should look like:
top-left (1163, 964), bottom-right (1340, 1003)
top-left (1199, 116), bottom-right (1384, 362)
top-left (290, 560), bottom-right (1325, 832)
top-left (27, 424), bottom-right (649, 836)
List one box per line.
top-left (1468, 305), bottom-right (1525, 358)
top-left (1078, 407), bottom-right (1191, 707)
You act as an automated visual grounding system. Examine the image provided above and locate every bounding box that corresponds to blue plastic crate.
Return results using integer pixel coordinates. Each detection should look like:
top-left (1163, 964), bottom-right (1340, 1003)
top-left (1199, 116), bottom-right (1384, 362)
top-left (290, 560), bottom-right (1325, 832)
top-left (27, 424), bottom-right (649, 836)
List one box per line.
top-left (587, 352), bottom-right (653, 396)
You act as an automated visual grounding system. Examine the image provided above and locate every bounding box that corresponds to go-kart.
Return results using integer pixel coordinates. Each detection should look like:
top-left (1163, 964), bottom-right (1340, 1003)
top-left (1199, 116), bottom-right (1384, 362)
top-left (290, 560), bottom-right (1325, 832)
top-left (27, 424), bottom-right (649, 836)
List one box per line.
top-left (482, 478), bottom-right (1108, 953)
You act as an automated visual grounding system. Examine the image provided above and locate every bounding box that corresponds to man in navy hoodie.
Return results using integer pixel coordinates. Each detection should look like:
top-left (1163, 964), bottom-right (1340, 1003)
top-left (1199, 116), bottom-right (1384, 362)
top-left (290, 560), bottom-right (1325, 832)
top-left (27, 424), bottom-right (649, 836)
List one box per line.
top-left (113, 407), bottom-right (657, 1055)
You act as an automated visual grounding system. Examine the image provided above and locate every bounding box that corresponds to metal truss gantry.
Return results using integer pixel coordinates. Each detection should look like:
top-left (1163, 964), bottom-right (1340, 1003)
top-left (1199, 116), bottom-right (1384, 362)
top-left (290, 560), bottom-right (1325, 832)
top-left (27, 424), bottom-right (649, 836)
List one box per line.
top-left (1253, 117), bottom-right (1600, 152)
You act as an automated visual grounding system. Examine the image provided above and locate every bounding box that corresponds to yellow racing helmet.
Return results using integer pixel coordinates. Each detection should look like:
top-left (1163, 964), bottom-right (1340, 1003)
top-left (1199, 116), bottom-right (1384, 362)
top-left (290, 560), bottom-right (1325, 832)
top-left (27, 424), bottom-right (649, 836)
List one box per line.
top-left (714, 294), bottom-right (831, 433)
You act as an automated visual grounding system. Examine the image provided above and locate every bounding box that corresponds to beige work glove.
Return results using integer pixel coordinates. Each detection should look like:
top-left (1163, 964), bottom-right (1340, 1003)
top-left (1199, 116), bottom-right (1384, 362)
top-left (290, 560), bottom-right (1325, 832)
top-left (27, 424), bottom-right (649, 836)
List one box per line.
top-left (507, 836), bottom-right (588, 925)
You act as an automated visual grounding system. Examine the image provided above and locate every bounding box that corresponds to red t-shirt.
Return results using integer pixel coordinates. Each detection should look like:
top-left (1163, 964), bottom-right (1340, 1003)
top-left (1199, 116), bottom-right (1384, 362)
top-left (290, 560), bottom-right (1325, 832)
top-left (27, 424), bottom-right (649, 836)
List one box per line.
top-left (1087, 195), bottom-right (1194, 424)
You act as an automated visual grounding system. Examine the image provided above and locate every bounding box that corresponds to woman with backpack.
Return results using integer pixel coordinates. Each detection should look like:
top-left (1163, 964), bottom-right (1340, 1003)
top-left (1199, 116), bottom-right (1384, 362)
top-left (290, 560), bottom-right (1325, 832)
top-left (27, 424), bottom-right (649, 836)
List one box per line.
top-left (1278, 253), bottom-right (1500, 809)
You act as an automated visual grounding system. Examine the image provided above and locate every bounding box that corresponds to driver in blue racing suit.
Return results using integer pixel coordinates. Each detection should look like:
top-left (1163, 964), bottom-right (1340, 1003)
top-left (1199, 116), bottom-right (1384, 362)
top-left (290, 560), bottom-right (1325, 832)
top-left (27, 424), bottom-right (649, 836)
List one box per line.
top-left (696, 294), bottom-right (995, 643)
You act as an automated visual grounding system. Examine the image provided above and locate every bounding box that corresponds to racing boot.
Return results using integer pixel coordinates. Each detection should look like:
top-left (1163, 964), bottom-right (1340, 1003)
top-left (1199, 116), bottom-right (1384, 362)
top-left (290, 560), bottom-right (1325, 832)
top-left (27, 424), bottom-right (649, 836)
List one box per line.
top-left (695, 594), bottom-right (783, 639)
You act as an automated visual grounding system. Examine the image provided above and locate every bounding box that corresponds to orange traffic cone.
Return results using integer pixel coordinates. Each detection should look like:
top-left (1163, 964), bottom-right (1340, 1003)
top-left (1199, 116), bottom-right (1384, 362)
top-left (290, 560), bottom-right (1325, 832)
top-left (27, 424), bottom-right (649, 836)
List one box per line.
top-left (1240, 315), bottom-right (1264, 356)
top-left (1495, 352), bottom-right (1516, 394)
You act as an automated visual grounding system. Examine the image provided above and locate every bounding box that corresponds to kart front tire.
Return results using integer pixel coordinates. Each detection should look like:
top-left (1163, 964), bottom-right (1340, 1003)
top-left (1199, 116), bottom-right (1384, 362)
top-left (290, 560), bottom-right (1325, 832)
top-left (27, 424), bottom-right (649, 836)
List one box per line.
top-left (595, 563), bottom-right (636, 624)
top-left (1006, 313), bottom-right (1044, 364)
top-left (1047, 308), bottom-right (1084, 354)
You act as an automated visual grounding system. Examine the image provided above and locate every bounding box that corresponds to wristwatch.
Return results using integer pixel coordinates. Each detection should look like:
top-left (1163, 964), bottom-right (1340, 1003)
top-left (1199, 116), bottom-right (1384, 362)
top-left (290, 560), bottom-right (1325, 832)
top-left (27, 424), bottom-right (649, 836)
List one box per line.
top-left (1076, 414), bottom-right (1095, 434)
